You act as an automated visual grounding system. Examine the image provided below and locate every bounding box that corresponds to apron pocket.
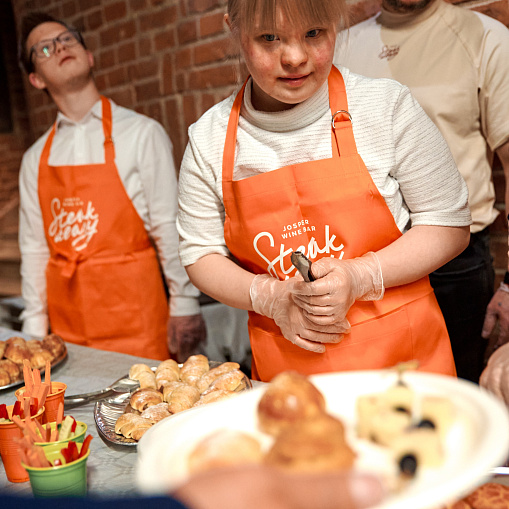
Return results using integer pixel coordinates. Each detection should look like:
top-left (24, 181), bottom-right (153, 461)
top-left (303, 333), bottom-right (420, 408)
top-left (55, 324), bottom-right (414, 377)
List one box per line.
top-left (79, 255), bottom-right (144, 340)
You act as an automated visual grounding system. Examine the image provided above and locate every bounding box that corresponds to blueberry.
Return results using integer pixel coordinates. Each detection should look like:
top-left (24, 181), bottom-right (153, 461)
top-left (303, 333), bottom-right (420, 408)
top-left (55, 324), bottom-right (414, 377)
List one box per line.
top-left (399, 454), bottom-right (418, 476)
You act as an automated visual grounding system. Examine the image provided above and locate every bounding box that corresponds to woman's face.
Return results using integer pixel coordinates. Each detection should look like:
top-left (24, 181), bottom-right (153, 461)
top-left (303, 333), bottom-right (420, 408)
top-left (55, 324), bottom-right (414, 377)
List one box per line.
top-left (230, 10), bottom-right (337, 112)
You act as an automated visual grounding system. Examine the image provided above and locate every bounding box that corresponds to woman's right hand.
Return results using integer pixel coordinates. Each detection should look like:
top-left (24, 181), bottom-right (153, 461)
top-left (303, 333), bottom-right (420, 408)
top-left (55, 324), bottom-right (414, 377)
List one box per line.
top-left (250, 274), bottom-right (348, 352)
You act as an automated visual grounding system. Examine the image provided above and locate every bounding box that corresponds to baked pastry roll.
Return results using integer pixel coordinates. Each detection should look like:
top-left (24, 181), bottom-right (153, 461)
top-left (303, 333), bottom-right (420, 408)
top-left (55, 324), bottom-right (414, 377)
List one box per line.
top-left (202, 369), bottom-right (245, 395)
top-left (4, 342), bottom-right (31, 364)
top-left (141, 402), bottom-right (172, 423)
top-left (129, 387), bottom-right (163, 412)
top-left (155, 359), bottom-right (180, 378)
top-left (196, 362), bottom-right (240, 393)
top-left (265, 414), bottom-right (355, 472)
top-left (30, 348), bottom-right (54, 369)
top-left (41, 333), bottom-right (66, 358)
top-left (129, 363), bottom-right (153, 380)
top-left (155, 368), bottom-right (180, 390)
top-left (180, 354), bottom-right (209, 386)
top-left (193, 389), bottom-right (237, 407)
top-left (136, 370), bottom-right (157, 390)
top-left (167, 384), bottom-right (200, 413)
top-left (26, 340), bottom-right (44, 353)
top-left (0, 341), bottom-right (6, 358)
top-left (257, 371), bottom-right (327, 436)
top-left (188, 430), bottom-right (263, 474)
top-left (163, 381), bottom-right (186, 402)
top-left (0, 367), bottom-right (10, 385)
top-left (0, 359), bottom-right (20, 381)
top-left (115, 413), bottom-right (153, 440)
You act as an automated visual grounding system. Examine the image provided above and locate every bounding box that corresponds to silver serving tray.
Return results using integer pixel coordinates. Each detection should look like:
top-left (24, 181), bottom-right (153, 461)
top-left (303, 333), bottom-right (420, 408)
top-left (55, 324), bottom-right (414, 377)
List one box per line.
top-left (94, 364), bottom-right (252, 448)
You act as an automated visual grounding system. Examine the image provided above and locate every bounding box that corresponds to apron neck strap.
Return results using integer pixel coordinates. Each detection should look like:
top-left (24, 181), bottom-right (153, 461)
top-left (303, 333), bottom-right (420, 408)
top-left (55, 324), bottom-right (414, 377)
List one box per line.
top-left (39, 96), bottom-right (116, 167)
top-left (100, 96), bottom-right (116, 164)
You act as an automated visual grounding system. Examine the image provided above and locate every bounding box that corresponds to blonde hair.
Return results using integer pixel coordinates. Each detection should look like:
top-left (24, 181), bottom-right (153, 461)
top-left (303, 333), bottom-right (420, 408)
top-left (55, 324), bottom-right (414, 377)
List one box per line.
top-left (227, 0), bottom-right (349, 37)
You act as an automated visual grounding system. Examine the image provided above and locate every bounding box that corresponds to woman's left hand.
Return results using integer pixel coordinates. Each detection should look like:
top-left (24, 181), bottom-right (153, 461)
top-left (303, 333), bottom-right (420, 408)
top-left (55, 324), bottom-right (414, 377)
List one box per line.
top-left (292, 252), bottom-right (384, 326)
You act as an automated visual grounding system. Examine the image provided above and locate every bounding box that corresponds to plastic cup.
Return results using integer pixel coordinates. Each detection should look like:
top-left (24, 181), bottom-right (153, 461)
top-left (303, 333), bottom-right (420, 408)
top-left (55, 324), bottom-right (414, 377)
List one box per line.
top-left (35, 421), bottom-right (87, 448)
top-left (22, 442), bottom-right (90, 497)
top-left (0, 405), bottom-right (45, 483)
top-left (16, 381), bottom-right (67, 424)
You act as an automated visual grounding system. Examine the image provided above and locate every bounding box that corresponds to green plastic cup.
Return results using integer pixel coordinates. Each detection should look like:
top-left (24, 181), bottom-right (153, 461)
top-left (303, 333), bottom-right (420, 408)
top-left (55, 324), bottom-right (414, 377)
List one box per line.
top-left (22, 442), bottom-right (90, 497)
top-left (34, 421), bottom-right (87, 448)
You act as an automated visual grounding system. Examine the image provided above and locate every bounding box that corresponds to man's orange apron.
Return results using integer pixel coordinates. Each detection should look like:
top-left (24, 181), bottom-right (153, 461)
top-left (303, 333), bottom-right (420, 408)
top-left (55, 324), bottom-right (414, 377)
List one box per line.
top-left (38, 96), bottom-right (169, 360)
top-left (222, 66), bottom-right (456, 382)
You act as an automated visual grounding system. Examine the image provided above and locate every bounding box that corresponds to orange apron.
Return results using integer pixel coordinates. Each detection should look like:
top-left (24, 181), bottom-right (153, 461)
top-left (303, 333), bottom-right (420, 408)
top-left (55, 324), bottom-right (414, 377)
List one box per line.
top-left (222, 66), bottom-right (456, 382)
top-left (38, 96), bottom-right (169, 360)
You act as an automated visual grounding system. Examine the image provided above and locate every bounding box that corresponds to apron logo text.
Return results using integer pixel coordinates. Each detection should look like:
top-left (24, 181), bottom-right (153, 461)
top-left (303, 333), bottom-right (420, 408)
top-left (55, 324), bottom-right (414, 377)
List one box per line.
top-left (281, 219), bottom-right (316, 238)
top-left (254, 225), bottom-right (345, 279)
top-left (48, 198), bottom-right (99, 251)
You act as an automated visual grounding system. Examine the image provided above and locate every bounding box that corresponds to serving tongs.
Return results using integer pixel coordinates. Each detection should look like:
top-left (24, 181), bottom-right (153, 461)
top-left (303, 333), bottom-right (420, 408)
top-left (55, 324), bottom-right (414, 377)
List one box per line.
top-left (64, 377), bottom-right (140, 408)
top-left (291, 251), bottom-right (315, 282)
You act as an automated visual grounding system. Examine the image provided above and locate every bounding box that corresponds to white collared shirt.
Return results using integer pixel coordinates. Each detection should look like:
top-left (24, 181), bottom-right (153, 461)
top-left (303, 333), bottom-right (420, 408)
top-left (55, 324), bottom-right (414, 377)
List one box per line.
top-left (19, 98), bottom-right (200, 337)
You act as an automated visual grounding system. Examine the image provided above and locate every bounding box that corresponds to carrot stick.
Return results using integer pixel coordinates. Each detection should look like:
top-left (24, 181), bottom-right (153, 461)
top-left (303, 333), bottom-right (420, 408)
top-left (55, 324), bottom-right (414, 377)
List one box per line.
top-left (56, 402), bottom-right (64, 425)
top-left (45, 423), bottom-right (51, 442)
top-left (18, 447), bottom-right (29, 466)
top-left (25, 420), bottom-right (40, 443)
top-left (23, 360), bottom-right (33, 396)
top-left (45, 359), bottom-right (51, 389)
top-left (39, 384), bottom-right (50, 410)
top-left (36, 446), bottom-right (49, 467)
top-left (27, 450), bottom-right (39, 468)
top-left (34, 419), bottom-right (46, 441)
top-left (33, 368), bottom-right (41, 387)
top-left (50, 428), bottom-right (58, 441)
top-left (11, 414), bottom-right (25, 430)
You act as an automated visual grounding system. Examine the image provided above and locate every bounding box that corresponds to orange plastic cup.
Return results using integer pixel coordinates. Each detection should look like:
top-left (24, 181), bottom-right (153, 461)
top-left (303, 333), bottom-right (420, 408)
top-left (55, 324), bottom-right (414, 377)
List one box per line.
top-left (16, 381), bottom-right (67, 424)
top-left (0, 405), bottom-right (45, 483)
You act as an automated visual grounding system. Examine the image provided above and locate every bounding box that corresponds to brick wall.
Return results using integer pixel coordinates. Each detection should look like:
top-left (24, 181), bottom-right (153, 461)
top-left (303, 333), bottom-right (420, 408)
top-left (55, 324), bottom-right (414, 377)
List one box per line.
top-left (4, 0), bottom-right (509, 281)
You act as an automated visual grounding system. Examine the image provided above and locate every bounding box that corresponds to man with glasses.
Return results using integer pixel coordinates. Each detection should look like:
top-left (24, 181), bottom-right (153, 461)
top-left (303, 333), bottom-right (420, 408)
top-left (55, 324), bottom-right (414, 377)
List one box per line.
top-left (17, 12), bottom-right (206, 361)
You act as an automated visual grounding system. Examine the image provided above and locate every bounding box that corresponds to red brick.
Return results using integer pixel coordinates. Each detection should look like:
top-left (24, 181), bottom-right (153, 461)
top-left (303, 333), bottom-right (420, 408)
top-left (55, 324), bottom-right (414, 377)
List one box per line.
top-left (200, 92), bottom-right (217, 114)
top-left (164, 97), bottom-right (183, 162)
top-left (162, 55), bottom-right (175, 94)
top-left (138, 37), bottom-right (153, 56)
top-left (129, 60), bottom-right (159, 81)
top-left (106, 68), bottom-right (128, 87)
top-left (98, 49), bottom-right (116, 69)
top-left (131, 0), bottom-right (148, 10)
top-left (139, 6), bottom-right (178, 31)
top-left (146, 101), bottom-right (163, 124)
top-left (104, 1), bottom-right (128, 23)
top-left (176, 72), bottom-right (187, 92)
top-left (95, 73), bottom-right (108, 91)
top-left (200, 11), bottom-right (227, 37)
top-left (155, 30), bottom-right (176, 51)
top-left (194, 38), bottom-right (230, 65)
top-left (100, 20), bottom-right (136, 47)
top-left (183, 94), bottom-right (197, 128)
top-left (176, 47), bottom-right (192, 68)
top-left (188, 0), bottom-right (222, 15)
top-left (86, 9), bottom-right (103, 31)
top-left (117, 41), bottom-right (137, 63)
top-left (188, 63), bottom-right (237, 89)
top-left (348, 0), bottom-right (383, 26)
top-left (472, 0), bottom-right (509, 27)
top-left (135, 80), bottom-right (161, 101)
top-left (109, 87), bottom-right (134, 107)
top-left (178, 19), bottom-right (198, 44)
top-left (62, 1), bottom-right (77, 18)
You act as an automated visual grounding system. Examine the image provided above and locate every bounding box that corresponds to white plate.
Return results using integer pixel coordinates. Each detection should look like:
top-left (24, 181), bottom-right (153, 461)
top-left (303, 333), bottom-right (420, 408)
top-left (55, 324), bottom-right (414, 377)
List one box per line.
top-left (135, 370), bottom-right (509, 508)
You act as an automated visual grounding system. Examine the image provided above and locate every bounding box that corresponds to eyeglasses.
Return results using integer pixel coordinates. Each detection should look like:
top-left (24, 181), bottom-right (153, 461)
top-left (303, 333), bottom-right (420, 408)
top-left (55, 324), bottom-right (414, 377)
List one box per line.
top-left (29, 30), bottom-right (81, 62)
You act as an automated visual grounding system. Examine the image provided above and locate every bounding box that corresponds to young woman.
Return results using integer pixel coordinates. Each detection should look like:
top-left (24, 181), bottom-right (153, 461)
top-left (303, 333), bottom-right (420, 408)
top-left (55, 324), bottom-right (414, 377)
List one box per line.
top-left (177, 0), bottom-right (471, 381)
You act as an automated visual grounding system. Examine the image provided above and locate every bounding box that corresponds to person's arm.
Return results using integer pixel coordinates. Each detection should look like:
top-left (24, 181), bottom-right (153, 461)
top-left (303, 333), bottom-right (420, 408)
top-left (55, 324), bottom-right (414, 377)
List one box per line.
top-left (482, 139), bottom-right (509, 345)
top-left (137, 120), bottom-right (205, 361)
top-left (18, 148), bottom-right (51, 337)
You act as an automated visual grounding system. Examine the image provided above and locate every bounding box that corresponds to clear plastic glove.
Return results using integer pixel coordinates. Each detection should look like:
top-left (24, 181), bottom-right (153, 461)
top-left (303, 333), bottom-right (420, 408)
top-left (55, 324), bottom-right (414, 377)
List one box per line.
top-left (168, 314), bottom-right (207, 363)
top-left (480, 343), bottom-right (509, 406)
top-left (482, 284), bottom-right (509, 348)
top-left (250, 274), bottom-right (347, 353)
top-left (292, 252), bottom-right (384, 327)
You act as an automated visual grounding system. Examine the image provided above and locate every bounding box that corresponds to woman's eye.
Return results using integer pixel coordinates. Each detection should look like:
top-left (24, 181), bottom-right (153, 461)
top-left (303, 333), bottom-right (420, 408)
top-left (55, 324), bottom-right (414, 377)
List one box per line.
top-left (306, 29), bottom-right (321, 38)
top-left (262, 34), bottom-right (277, 42)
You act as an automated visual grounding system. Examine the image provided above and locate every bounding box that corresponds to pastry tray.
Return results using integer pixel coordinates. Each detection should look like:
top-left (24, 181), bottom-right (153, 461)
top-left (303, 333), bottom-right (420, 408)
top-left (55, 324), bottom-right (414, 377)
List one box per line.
top-left (95, 365), bottom-right (252, 448)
